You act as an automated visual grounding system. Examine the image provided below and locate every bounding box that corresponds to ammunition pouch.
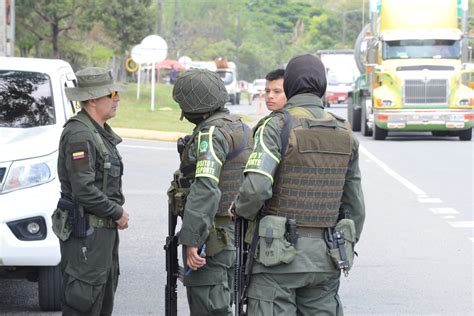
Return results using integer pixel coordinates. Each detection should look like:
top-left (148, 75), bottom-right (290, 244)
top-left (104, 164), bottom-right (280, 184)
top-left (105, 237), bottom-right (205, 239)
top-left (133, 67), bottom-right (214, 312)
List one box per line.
top-left (205, 217), bottom-right (233, 257)
top-left (255, 215), bottom-right (296, 267)
top-left (168, 170), bottom-right (191, 217)
top-left (167, 185), bottom-right (189, 217)
top-left (326, 219), bottom-right (356, 275)
top-left (51, 198), bottom-right (73, 241)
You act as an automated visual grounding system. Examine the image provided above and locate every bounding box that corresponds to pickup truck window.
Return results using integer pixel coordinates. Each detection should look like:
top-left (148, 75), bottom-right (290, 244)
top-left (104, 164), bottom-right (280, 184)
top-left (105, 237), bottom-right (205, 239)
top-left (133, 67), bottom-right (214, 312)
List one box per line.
top-left (0, 70), bottom-right (55, 127)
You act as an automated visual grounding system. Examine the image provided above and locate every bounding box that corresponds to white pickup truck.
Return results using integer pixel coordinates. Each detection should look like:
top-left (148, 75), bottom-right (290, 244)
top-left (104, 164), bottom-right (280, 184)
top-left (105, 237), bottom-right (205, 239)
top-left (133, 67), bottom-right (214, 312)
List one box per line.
top-left (0, 57), bottom-right (77, 311)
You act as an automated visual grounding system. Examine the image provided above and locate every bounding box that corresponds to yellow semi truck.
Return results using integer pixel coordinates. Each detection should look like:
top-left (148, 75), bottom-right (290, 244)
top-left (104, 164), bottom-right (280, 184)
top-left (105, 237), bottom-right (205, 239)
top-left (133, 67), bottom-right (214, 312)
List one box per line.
top-left (348, 0), bottom-right (474, 140)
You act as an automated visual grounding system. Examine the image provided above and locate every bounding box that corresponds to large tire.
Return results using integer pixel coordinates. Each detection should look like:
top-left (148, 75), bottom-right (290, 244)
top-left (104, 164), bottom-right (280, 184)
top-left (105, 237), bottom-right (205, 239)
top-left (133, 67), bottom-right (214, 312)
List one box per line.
top-left (38, 265), bottom-right (62, 311)
top-left (360, 96), bottom-right (372, 137)
top-left (348, 96), bottom-right (361, 131)
top-left (352, 107), bottom-right (362, 132)
top-left (458, 128), bottom-right (472, 141)
top-left (373, 124), bottom-right (387, 140)
top-left (236, 93), bottom-right (240, 105)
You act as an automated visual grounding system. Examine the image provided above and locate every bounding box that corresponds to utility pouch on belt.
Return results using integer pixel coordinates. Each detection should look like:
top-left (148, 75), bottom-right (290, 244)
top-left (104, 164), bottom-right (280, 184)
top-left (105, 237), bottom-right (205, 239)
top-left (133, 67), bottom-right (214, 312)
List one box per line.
top-left (325, 219), bottom-right (356, 276)
top-left (205, 226), bottom-right (229, 257)
top-left (256, 215), bottom-right (296, 267)
top-left (51, 198), bottom-right (73, 241)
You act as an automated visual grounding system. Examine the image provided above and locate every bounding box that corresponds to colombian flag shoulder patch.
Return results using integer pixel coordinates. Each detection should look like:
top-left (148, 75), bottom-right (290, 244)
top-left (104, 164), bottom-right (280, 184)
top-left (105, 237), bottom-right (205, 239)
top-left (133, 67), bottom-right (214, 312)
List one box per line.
top-left (72, 151), bottom-right (86, 160)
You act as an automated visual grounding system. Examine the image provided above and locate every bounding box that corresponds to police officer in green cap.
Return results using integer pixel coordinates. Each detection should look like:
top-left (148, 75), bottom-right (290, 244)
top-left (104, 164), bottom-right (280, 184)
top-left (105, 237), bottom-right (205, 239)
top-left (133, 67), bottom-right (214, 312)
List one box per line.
top-left (234, 54), bottom-right (365, 315)
top-left (54, 67), bottom-right (129, 315)
top-left (170, 69), bottom-right (252, 315)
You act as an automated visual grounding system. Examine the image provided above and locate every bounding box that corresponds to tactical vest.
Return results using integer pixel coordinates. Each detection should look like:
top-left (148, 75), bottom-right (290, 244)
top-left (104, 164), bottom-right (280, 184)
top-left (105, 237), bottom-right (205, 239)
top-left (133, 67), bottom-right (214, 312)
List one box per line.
top-left (266, 107), bottom-right (353, 227)
top-left (179, 113), bottom-right (252, 216)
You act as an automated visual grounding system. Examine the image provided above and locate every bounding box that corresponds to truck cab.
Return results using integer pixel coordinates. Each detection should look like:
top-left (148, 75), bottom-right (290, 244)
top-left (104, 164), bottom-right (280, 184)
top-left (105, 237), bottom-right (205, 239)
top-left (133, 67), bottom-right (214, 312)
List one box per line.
top-left (349, 0), bottom-right (474, 140)
top-left (0, 57), bottom-right (77, 311)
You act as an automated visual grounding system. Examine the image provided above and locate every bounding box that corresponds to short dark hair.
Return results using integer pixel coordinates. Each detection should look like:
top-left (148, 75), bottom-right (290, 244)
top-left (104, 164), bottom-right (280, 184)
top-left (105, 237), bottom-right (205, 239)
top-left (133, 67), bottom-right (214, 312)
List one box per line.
top-left (265, 69), bottom-right (285, 81)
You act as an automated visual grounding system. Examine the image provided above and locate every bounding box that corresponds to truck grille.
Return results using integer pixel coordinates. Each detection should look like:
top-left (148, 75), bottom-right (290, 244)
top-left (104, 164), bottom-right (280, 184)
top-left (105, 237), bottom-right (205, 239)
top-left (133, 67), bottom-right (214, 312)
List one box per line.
top-left (0, 167), bottom-right (5, 184)
top-left (403, 79), bottom-right (448, 106)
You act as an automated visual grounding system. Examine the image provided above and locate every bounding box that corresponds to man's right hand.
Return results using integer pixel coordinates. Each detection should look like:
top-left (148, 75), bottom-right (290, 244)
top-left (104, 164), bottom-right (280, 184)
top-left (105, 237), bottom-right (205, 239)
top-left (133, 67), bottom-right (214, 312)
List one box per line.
top-left (116, 210), bottom-right (129, 230)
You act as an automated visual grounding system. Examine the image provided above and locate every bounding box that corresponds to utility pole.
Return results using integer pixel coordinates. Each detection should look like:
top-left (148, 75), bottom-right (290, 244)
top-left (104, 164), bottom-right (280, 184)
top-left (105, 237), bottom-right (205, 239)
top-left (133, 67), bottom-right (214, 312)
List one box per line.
top-left (0, 0), bottom-right (14, 57)
top-left (156, 0), bottom-right (163, 35)
top-left (236, 4), bottom-right (241, 66)
top-left (172, 0), bottom-right (179, 58)
top-left (0, 0), bottom-right (6, 56)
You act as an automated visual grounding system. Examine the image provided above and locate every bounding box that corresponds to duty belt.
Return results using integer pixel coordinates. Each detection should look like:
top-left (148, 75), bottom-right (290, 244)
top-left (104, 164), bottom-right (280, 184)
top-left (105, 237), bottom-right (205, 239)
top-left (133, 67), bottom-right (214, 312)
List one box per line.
top-left (214, 216), bottom-right (233, 226)
top-left (88, 214), bottom-right (116, 229)
top-left (297, 227), bottom-right (326, 239)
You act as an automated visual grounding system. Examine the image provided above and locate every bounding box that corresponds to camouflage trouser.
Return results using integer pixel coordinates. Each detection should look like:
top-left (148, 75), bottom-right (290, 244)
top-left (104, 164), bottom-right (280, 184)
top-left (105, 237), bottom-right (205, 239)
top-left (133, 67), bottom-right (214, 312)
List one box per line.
top-left (247, 270), bottom-right (343, 316)
top-left (183, 223), bottom-right (235, 316)
top-left (59, 228), bottom-right (119, 316)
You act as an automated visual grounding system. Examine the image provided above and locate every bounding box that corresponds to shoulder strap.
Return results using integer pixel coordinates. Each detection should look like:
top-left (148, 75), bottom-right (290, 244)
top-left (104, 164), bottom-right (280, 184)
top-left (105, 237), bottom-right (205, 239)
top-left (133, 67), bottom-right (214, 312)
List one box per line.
top-left (69, 114), bottom-right (111, 192)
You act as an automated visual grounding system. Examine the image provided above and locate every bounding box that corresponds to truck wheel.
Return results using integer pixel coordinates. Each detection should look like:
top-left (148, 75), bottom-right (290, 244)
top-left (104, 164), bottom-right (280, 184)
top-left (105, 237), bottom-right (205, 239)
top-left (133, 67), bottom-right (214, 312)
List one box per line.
top-left (347, 97), bottom-right (353, 124)
top-left (348, 96), bottom-right (361, 131)
top-left (458, 128), bottom-right (472, 141)
top-left (360, 97), bottom-right (372, 137)
top-left (230, 95), bottom-right (236, 105)
top-left (38, 265), bottom-right (62, 311)
top-left (236, 93), bottom-right (240, 105)
top-left (373, 124), bottom-right (387, 140)
top-left (352, 106), bottom-right (362, 132)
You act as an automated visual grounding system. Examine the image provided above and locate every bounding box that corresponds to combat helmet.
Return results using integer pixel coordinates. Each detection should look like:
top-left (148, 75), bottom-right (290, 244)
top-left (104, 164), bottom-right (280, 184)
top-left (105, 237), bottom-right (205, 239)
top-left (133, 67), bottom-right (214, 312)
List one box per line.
top-left (172, 69), bottom-right (228, 114)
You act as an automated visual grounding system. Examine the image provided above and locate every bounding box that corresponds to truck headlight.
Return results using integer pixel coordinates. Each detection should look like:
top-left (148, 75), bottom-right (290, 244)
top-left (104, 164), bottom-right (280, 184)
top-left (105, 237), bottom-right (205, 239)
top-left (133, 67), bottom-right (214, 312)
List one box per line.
top-left (2, 151), bottom-right (57, 194)
top-left (457, 99), bottom-right (470, 106)
top-left (376, 99), bottom-right (394, 107)
top-left (382, 99), bottom-right (393, 106)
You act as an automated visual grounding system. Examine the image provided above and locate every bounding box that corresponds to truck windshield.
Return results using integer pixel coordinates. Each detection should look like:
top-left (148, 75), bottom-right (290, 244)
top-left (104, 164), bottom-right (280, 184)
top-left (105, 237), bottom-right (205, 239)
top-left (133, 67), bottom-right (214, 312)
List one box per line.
top-left (0, 70), bottom-right (55, 128)
top-left (217, 71), bottom-right (234, 85)
top-left (383, 39), bottom-right (460, 60)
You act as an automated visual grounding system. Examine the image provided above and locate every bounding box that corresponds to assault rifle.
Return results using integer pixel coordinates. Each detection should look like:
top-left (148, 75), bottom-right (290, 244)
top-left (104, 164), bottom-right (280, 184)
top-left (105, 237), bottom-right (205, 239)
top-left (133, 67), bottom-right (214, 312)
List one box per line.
top-left (164, 195), bottom-right (179, 316)
top-left (164, 135), bottom-right (191, 316)
top-left (234, 215), bottom-right (247, 315)
top-left (234, 208), bottom-right (264, 316)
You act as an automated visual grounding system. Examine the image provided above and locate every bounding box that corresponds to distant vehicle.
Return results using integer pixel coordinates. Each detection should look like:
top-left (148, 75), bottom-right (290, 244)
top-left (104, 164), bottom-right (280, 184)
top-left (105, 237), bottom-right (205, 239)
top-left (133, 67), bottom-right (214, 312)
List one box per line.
top-left (317, 49), bottom-right (359, 107)
top-left (188, 58), bottom-right (241, 105)
top-left (249, 79), bottom-right (266, 100)
top-left (215, 60), bottom-right (241, 105)
top-left (0, 57), bottom-right (77, 311)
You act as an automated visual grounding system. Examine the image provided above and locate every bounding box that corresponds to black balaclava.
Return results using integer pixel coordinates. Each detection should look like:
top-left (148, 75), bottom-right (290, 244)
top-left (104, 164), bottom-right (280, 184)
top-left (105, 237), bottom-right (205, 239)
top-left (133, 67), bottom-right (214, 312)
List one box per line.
top-left (283, 54), bottom-right (327, 100)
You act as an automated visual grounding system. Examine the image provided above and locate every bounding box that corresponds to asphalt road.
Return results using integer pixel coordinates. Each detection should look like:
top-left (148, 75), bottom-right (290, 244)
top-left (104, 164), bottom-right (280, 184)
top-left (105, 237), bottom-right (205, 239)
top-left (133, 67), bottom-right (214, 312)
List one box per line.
top-left (1, 102), bottom-right (473, 315)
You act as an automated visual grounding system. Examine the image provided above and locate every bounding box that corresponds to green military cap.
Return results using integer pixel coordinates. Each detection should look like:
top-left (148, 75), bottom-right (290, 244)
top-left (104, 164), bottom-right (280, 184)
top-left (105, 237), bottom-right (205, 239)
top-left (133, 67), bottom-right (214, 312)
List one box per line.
top-left (65, 67), bottom-right (121, 101)
top-left (172, 69), bottom-right (228, 114)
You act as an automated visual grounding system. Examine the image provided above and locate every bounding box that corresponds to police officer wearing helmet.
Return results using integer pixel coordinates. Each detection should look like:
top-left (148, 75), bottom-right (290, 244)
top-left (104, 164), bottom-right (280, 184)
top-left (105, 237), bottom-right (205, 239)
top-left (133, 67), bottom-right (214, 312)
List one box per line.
top-left (54, 67), bottom-right (129, 315)
top-left (171, 69), bottom-right (252, 315)
top-left (235, 54), bottom-right (365, 315)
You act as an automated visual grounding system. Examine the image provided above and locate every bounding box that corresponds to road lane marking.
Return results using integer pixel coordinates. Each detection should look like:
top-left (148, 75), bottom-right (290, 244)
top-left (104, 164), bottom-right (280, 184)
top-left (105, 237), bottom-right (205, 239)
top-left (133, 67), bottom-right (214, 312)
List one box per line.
top-left (448, 221), bottom-right (474, 228)
top-left (418, 198), bottom-right (443, 203)
top-left (119, 144), bottom-right (174, 151)
top-left (430, 208), bottom-right (459, 215)
top-left (359, 145), bottom-right (426, 196)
